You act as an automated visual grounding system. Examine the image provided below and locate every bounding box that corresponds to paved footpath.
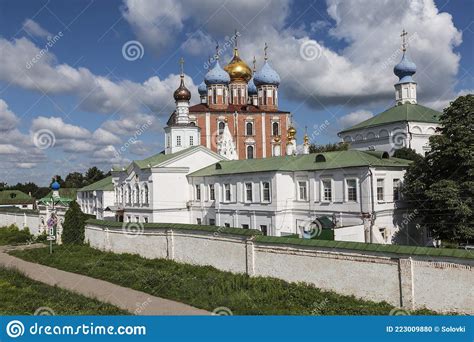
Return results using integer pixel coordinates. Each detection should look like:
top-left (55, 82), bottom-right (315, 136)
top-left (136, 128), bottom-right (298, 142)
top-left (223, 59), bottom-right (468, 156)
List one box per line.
top-left (0, 245), bottom-right (209, 316)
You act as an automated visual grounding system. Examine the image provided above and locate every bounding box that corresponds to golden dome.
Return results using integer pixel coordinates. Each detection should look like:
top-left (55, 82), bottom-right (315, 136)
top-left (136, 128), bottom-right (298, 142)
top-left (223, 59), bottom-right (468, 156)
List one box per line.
top-left (224, 48), bottom-right (252, 83)
top-left (287, 126), bottom-right (297, 140)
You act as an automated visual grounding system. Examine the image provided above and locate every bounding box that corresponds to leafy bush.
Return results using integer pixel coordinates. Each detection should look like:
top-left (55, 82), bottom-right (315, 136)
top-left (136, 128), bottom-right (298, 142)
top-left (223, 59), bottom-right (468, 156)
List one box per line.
top-left (0, 225), bottom-right (33, 245)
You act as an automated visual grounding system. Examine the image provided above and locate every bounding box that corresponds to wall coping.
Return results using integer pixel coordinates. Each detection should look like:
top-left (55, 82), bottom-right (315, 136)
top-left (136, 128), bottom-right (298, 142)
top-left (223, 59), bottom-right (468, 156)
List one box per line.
top-left (86, 219), bottom-right (262, 237)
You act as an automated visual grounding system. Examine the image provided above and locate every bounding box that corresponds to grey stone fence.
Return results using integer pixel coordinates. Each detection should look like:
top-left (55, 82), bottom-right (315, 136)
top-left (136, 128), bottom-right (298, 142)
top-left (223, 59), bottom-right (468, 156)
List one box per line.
top-left (85, 219), bottom-right (474, 314)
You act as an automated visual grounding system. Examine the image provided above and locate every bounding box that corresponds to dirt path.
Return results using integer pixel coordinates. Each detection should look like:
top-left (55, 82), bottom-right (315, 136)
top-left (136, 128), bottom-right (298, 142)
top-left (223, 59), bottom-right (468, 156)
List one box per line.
top-left (0, 245), bottom-right (209, 316)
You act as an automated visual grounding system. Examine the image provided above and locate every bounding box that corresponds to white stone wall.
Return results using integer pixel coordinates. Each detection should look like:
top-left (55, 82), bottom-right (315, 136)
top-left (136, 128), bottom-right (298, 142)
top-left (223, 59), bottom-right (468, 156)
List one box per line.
top-left (85, 223), bottom-right (474, 314)
top-left (0, 211), bottom-right (41, 235)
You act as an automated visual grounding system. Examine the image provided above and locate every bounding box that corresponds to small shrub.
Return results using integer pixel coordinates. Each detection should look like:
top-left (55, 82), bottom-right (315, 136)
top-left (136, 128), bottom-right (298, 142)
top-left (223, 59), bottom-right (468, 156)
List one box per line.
top-left (0, 225), bottom-right (33, 245)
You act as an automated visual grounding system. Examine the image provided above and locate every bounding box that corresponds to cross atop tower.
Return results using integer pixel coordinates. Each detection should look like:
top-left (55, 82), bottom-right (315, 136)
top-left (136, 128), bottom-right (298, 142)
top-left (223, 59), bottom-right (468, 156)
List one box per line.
top-left (179, 57), bottom-right (184, 76)
top-left (215, 41), bottom-right (220, 60)
top-left (234, 29), bottom-right (238, 48)
top-left (264, 42), bottom-right (268, 61)
top-left (252, 56), bottom-right (256, 72)
top-left (401, 29), bottom-right (408, 52)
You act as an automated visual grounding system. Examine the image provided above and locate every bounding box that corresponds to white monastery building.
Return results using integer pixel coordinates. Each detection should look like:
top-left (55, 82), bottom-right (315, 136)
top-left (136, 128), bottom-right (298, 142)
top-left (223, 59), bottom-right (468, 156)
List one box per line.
top-left (78, 34), bottom-right (440, 245)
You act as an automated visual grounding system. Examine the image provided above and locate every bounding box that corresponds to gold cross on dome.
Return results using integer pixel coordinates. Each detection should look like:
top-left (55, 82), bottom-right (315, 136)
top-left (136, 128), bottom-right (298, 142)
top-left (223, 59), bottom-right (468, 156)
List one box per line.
top-left (179, 57), bottom-right (184, 75)
top-left (253, 56), bottom-right (256, 71)
top-left (264, 42), bottom-right (268, 60)
top-left (400, 29), bottom-right (408, 52)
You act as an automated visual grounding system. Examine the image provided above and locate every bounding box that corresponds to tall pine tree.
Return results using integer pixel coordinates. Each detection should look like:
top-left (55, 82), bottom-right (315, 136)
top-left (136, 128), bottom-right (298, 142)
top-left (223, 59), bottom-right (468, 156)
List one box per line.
top-left (61, 201), bottom-right (85, 244)
top-left (403, 95), bottom-right (473, 243)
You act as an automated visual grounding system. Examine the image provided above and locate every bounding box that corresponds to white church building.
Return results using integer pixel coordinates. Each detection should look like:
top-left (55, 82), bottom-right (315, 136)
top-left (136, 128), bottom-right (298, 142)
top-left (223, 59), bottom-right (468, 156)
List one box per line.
top-left (338, 32), bottom-right (441, 155)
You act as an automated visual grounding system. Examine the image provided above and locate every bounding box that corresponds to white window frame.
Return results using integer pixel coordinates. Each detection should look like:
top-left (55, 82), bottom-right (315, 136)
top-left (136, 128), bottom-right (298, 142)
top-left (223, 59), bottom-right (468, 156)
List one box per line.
top-left (209, 184), bottom-right (215, 201)
top-left (393, 179), bottom-right (401, 202)
top-left (245, 182), bottom-right (253, 203)
top-left (377, 178), bottom-right (385, 202)
top-left (297, 180), bottom-right (308, 201)
top-left (176, 135), bottom-right (182, 147)
top-left (261, 181), bottom-right (271, 203)
top-left (246, 145), bottom-right (255, 159)
top-left (321, 179), bottom-right (333, 202)
top-left (345, 178), bottom-right (358, 202)
top-left (223, 183), bottom-right (231, 202)
top-left (195, 184), bottom-right (201, 201)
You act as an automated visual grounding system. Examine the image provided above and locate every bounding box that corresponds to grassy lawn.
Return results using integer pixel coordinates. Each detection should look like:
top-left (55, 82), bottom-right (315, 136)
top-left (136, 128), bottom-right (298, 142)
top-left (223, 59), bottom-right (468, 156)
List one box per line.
top-left (0, 267), bottom-right (127, 315)
top-left (11, 245), bottom-right (435, 315)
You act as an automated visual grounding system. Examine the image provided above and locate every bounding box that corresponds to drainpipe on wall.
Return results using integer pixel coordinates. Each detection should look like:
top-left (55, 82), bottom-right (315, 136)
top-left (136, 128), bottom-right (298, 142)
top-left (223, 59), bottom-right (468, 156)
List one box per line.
top-left (368, 167), bottom-right (375, 244)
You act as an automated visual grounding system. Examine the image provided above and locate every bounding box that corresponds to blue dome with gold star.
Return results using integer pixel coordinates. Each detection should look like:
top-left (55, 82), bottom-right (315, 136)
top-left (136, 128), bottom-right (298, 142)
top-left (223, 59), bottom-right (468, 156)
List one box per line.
top-left (394, 53), bottom-right (417, 84)
top-left (205, 59), bottom-right (230, 85)
top-left (51, 181), bottom-right (60, 190)
top-left (254, 61), bottom-right (280, 86)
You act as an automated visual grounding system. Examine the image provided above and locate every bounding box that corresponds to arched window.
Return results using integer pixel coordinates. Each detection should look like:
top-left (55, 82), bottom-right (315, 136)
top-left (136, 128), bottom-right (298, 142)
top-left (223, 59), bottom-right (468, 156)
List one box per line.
top-left (218, 121), bottom-right (225, 134)
top-left (247, 145), bottom-right (254, 159)
top-left (143, 184), bottom-right (149, 204)
top-left (246, 122), bottom-right (253, 136)
top-left (135, 184), bottom-right (140, 204)
top-left (212, 87), bottom-right (217, 104)
top-left (127, 185), bottom-right (131, 204)
top-left (272, 122), bottom-right (279, 136)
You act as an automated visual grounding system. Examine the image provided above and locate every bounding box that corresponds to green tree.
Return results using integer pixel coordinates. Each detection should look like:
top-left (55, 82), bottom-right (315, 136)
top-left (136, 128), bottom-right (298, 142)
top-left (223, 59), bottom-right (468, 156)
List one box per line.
top-left (402, 94), bottom-right (473, 243)
top-left (84, 167), bottom-right (105, 185)
top-left (393, 147), bottom-right (423, 162)
top-left (50, 175), bottom-right (65, 188)
top-left (309, 142), bottom-right (349, 153)
top-left (64, 172), bottom-right (85, 188)
top-left (61, 201), bottom-right (85, 244)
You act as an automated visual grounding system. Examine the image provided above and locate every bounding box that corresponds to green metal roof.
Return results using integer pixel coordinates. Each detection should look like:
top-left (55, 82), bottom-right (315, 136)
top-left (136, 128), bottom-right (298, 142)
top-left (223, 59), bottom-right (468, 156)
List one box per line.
top-left (38, 188), bottom-right (77, 205)
top-left (339, 103), bottom-right (441, 134)
top-left (112, 146), bottom-right (202, 171)
top-left (190, 150), bottom-right (411, 177)
top-left (0, 190), bottom-right (35, 205)
top-left (78, 176), bottom-right (114, 192)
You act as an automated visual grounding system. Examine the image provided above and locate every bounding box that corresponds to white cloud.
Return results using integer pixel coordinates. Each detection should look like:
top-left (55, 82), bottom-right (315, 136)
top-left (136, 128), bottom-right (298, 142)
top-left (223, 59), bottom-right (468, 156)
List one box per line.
top-left (122, 0), bottom-right (463, 108)
top-left (0, 99), bottom-right (20, 131)
top-left (338, 110), bottom-right (373, 129)
top-left (22, 19), bottom-right (52, 39)
top-left (0, 37), bottom-right (197, 116)
top-left (0, 144), bottom-right (21, 154)
top-left (31, 116), bottom-right (91, 140)
top-left (181, 30), bottom-right (214, 56)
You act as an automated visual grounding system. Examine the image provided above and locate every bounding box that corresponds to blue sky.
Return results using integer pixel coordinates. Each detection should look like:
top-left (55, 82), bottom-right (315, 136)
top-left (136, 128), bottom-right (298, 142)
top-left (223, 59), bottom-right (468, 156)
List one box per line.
top-left (0, 0), bottom-right (472, 185)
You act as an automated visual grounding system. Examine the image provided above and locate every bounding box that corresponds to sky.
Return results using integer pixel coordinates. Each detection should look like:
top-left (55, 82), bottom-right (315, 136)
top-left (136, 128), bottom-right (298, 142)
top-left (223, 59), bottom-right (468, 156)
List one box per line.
top-left (0, 0), bottom-right (472, 186)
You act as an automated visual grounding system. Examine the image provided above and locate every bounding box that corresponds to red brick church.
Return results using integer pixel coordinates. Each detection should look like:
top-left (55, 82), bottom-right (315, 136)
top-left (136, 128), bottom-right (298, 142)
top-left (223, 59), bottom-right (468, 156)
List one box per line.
top-left (166, 41), bottom-right (294, 160)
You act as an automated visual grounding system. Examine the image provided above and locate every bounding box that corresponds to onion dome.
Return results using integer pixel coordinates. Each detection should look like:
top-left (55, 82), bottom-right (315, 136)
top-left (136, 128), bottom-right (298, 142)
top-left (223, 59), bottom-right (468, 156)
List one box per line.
top-left (198, 81), bottom-right (207, 96)
top-left (224, 48), bottom-right (252, 83)
top-left (173, 75), bottom-right (191, 101)
top-left (51, 181), bottom-right (60, 190)
top-left (205, 58), bottom-right (230, 85)
top-left (248, 56), bottom-right (258, 95)
top-left (287, 126), bottom-right (296, 140)
top-left (394, 53), bottom-right (417, 84)
top-left (254, 61), bottom-right (280, 86)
